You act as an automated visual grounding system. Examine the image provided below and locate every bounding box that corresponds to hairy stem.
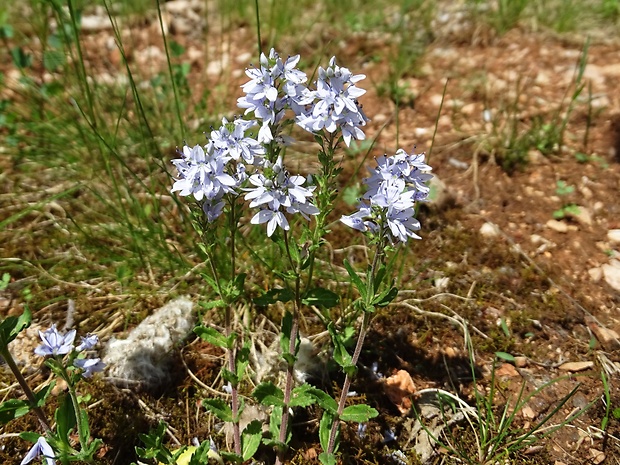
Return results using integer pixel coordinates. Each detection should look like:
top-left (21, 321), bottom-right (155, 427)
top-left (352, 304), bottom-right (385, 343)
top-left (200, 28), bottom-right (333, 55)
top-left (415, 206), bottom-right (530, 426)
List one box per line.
top-left (275, 231), bottom-right (302, 465)
top-left (326, 311), bottom-right (371, 455)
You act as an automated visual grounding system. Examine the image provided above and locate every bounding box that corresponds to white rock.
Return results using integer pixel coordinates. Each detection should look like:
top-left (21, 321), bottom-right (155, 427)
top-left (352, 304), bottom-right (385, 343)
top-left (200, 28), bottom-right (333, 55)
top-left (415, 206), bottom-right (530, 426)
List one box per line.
top-left (588, 267), bottom-right (603, 282)
top-left (80, 15), bottom-right (112, 32)
top-left (607, 229), bottom-right (620, 244)
top-left (602, 260), bottom-right (620, 292)
top-left (546, 219), bottom-right (568, 233)
top-left (566, 205), bottom-right (592, 226)
top-left (104, 297), bottom-right (195, 388)
top-left (479, 222), bottom-right (500, 238)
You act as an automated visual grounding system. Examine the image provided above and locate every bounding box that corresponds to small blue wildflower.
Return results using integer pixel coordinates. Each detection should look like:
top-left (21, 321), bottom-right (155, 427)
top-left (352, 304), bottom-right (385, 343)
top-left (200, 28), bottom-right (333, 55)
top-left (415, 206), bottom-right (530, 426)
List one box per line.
top-left (21, 436), bottom-right (56, 465)
top-left (210, 117), bottom-right (265, 165)
top-left (296, 56), bottom-right (368, 146)
top-left (74, 357), bottom-right (105, 378)
top-left (357, 423), bottom-right (367, 439)
top-left (382, 428), bottom-right (397, 443)
top-left (76, 334), bottom-right (98, 352)
top-left (340, 149), bottom-right (432, 243)
top-left (34, 325), bottom-right (75, 357)
top-left (245, 156), bottom-right (319, 236)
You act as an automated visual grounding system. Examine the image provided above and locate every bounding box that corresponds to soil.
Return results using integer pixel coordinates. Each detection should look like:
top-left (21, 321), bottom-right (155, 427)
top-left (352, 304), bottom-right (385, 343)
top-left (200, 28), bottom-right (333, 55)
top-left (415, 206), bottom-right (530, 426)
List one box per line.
top-left (1, 3), bottom-right (620, 465)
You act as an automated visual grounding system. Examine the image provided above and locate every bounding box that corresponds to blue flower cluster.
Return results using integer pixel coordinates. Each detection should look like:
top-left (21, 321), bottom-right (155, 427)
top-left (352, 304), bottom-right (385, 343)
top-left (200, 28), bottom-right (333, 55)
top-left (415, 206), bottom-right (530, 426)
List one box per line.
top-left (35, 325), bottom-right (105, 378)
top-left (341, 149), bottom-right (433, 243)
top-left (171, 49), bottom-right (371, 236)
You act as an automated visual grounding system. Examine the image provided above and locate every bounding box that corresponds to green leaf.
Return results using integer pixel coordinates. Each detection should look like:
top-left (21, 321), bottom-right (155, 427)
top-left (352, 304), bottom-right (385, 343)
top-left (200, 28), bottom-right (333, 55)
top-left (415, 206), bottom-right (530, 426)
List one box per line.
top-left (319, 410), bottom-right (336, 453)
top-left (340, 404), bottom-right (379, 423)
top-left (280, 311), bottom-right (293, 357)
top-left (306, 388), bottom-right (338, 414)
top-left (342, 185), bottom-right (361, 206)
top-left (0, 399), bottom-right (30, 424)
top-left (267, 405), bottom-right (290, 445)
top-left (55, 394), bottom-right (76, 440)
top-left (495, 351), bottom-right (515, 362)
top-left (252, 382), bottom-right (284, 407)
top-left (221, 368), bottom-right (238, 386)
top-left (254, 288), bottom-right (294, 307)
top-left (343, 259), bottom-right (367, 297)
top-left (202, 398), bottom-right (233, 422)
top-left (19, 431), bottom-right (41, 443)
top-left (319, 452), bottom-right (338, 465)
top-left (194, 326), bottom-right (228, 348)
top-left (10, 46), bottom-right (32, 69)
top-left (372, 265), bottom-right (388, 295)
top-left (371, 286), bottom-right (398, 308)
top-left (289, 384), bottom-right (317, 408)
top-left (0, 307), bottom-right (31, 347)
top-left (302, 288), bottom-right (340, 309)
top-left (169, 40), bottom-right (185, 57)
top-left (236, 344), bottom-right (250, 380)
top-left (43, 49), bottom-right (65, 71)
top-left (199, 299), bottom-right (226, 310)
top-left (220, 451), bottom-right (243, 464)
top-left (328, 322), bottom-right (353, 369)
top-left (78, 407), bottom-right (91, 444)
top-left (241, 420), bottom-right (262, 461)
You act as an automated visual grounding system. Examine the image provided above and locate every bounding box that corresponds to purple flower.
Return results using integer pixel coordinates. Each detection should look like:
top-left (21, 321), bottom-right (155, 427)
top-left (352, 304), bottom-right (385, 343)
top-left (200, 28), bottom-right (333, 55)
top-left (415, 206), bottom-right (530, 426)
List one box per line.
top-left (245, 157), bottom-right (319, 236)
top-left (210, 117), bottom-right (265, 165)
top-left (296, 56), bottom-right (369, 146)
top-left (237, 48), bottom-right (310, 143)
top-left (21, 436), bottom-right (56, 465)
top-left (34, 325), bottom-right (76, 357)
top-left (76, 334), bottom-right (98, 352)
top-left (171, 143), bottom-right (238, 202)
top-left (74, 357), bottom-right (106, 378)
top-left (340, 149), bottom-right (432, 243)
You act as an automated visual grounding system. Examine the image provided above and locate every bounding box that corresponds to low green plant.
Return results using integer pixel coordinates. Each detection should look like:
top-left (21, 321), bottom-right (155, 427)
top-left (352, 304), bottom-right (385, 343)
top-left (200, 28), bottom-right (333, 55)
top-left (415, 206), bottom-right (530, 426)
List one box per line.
top-left (552, 180), bottom-right (580, 220)
top-left (415, 347), bottom-right (593, 465)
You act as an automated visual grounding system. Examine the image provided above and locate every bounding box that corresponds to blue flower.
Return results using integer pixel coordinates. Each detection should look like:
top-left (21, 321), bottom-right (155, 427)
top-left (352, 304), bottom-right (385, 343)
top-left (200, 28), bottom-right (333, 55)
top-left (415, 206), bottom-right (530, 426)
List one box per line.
top-left (34, 325), bottom-right (76, 357)
top-left (76, 334), bottom-right (98, 352)
top-left (340, 149), bottom-right (432, 243)
top-left (296, 56), bottom-right (369, 146)
top-left (21, 436), bottom-right (56, 465)
top-left (74, 357), bottom-right (106, 378)
top-left (245, 157), bottom-right (319, 236)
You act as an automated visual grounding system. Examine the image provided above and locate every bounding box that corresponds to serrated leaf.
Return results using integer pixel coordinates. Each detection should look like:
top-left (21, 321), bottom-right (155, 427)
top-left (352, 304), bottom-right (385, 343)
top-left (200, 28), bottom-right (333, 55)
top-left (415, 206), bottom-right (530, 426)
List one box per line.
top-left (252, 382), bottom-right (284, 407)
top-left (194, 326), bottom-right (228, 348)
top-left (202, 398), bottom-right (233, 422)
top-left (302, 288), bottom-right (340, 309)
top-left (289, 384), bottom-right (317, 408)
top-left (340, 404), bottom-right (379, 423)
top-left (307, 388), bottom-right (338, 414)
top-left (220, 451), bottom-right (243, 464)
top-left (0, 399), bottom-right (30, 424)
top-left (343, 259), bottom-right (367, 297)
top-left (241, 420), bottom-right (262, 461)
top-left (235, 344), bottom-right (250, 380)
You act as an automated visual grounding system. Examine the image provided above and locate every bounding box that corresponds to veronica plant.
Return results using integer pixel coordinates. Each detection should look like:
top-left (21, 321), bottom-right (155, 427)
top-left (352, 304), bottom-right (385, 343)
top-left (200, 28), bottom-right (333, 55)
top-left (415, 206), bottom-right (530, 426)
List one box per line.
top-left (170, 48), bottom-right (431, 464)
top-left (0, 310), bottom-right (104, 465)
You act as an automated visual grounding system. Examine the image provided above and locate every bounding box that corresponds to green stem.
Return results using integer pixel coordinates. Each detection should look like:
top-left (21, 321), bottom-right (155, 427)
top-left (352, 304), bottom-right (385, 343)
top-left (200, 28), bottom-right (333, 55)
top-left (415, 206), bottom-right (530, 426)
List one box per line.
top-left (275, 230), bottom-right (302, 465)
top-left (64, 368), bottom-right (88, 451)
top-left (0, 347), bottom-right (51, 433)
top-left (326, 232), bottom-right (386, 455)
top-left (326, 311), bottom-right (371, 455)
top-left (305, 133), bottom-right (338, 292)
